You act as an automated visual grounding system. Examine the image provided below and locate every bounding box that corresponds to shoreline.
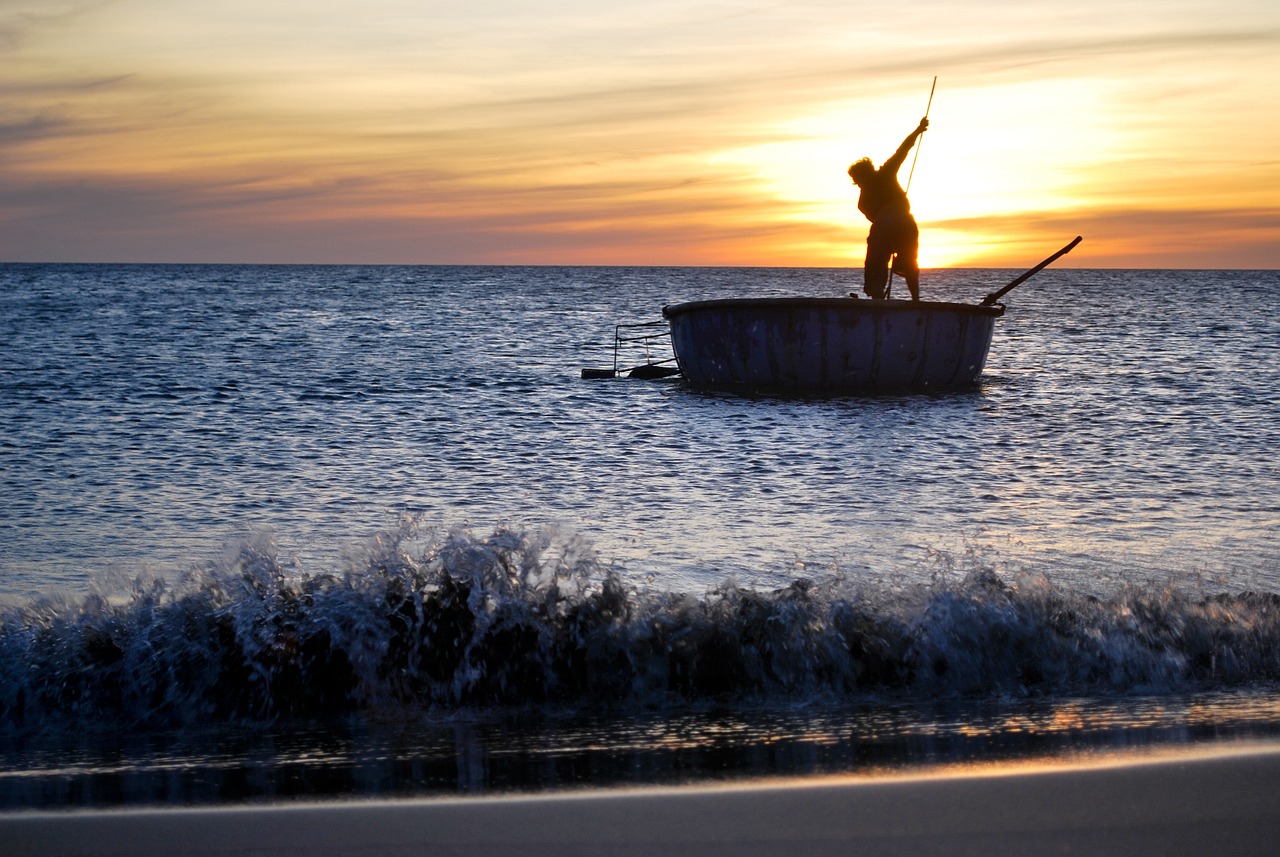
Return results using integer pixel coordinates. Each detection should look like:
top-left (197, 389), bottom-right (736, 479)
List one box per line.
top-left (5, 742), bottom-right (1279, 857)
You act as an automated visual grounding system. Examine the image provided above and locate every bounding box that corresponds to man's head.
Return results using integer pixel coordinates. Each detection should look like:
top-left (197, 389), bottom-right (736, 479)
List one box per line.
top-left (847, 158), bottom-right (874, 186)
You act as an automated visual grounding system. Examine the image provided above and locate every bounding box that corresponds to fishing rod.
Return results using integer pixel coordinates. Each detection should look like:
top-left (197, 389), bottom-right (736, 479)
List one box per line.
top-left (887, 75), bottom-right (936, 299)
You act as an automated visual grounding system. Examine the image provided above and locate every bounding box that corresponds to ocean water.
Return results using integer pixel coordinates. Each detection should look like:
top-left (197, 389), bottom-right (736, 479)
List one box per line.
top-left (1, 263), bottom-right (1278, 809)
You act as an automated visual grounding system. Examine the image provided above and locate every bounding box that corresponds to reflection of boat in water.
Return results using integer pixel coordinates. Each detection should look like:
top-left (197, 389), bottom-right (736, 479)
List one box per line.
top-left (582, 237), bottom-right (1081, 393)
top-left (663, 297), bottom-right (1003, 393)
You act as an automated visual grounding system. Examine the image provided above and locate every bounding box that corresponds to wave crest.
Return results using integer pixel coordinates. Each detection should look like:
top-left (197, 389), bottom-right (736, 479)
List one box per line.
top-left (2, 525), bottom-right (1278, 732)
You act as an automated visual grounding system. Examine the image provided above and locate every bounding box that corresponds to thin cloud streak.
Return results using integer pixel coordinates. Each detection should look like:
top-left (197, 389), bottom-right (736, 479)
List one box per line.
top-left (1, 1), bottom-right (1278, 266)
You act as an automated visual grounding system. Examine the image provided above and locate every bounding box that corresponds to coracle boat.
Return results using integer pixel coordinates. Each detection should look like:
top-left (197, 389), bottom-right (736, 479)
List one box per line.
top-left (660, 236), bottom-right (1082, 394)
top-left (581, 237), bottom-right (1081, 393)
top-left (663, 296), bottom-right (1001, 393)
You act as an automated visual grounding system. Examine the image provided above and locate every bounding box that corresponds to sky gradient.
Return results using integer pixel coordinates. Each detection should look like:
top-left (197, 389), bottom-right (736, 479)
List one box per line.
top-left (3, 1), bottom-right (1278, 267)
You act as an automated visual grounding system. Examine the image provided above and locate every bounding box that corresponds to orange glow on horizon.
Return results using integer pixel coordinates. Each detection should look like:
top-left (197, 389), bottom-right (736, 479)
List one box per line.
top-left (1, 2), bottom-right (1277, 267)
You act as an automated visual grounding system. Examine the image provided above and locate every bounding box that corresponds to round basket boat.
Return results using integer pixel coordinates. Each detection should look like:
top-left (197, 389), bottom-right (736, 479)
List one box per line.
top-left (662, 297), bottom-right (1005, 393)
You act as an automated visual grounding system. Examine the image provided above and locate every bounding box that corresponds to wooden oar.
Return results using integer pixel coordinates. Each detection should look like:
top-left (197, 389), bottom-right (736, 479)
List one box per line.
top-left (981, 236), bottom-right (1083, 306)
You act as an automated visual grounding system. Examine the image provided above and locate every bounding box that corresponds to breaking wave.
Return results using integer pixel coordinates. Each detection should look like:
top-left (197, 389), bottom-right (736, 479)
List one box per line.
top-left (2, 525), bottom-right (1278, 734)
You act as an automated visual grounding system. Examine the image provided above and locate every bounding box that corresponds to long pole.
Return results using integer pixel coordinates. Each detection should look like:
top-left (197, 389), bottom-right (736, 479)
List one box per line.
top-left (980, 236), bottom-right (1083, 306)
top-left (905, 75), bottom-right (936, 194)
top-left (887, 76), bottom-right (936, 298)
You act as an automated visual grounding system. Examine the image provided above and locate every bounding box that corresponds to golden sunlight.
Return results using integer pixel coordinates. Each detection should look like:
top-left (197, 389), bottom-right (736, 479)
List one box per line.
top-left (2, 0), bottom-right (1277, 265)
top-left (712, 80), bottom-right (1115, 268)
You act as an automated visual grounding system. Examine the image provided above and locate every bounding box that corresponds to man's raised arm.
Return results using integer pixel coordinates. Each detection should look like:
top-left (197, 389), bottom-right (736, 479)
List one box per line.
top-left (882, 117), bottom-right (930, 177)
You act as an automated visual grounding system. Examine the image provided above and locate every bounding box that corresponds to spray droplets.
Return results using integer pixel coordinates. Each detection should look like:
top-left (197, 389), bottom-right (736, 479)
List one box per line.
top-left (1, 526), bottom-right (1277, 734)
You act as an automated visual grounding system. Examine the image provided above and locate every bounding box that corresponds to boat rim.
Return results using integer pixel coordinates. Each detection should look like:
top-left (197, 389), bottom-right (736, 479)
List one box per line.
top-left (662, 296), bottom-right (1005, 319)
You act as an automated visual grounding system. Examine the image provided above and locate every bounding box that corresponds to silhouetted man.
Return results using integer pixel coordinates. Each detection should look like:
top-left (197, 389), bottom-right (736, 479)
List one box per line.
top-left (848, 117), bottom-right (928, 300)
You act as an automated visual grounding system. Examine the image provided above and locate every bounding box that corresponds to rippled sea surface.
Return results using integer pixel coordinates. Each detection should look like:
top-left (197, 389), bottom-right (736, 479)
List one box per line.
top-left (4, 264), bottom-right (1278, 597)
top-left (1, 263), bottom-right (1278, 808)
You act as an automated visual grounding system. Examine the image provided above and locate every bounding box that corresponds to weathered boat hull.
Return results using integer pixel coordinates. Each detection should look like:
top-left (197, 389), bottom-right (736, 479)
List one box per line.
top-left (662, 297), bottom-right (1004, 392)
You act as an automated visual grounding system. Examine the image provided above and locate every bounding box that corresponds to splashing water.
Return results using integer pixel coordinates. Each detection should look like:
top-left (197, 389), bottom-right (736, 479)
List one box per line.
top-left (3, 524), bottom-right (1277, 735)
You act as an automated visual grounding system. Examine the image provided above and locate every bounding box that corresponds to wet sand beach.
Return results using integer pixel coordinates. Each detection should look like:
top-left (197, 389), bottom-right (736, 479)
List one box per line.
top-left (5, 744), bottom-right (1279, 857)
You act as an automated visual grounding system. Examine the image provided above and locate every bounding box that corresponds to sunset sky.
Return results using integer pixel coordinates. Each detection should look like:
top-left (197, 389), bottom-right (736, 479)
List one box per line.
top-left (3, 1), bottom-right (1278, 267)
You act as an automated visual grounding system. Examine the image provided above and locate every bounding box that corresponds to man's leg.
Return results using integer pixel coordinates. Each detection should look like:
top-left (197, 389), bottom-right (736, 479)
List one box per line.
top-left (864, 261), bottom-right (889, 299)
top-left (891, 219), bottom-right (921, 300)
top-left (864, 233), bottom-right (891, 300)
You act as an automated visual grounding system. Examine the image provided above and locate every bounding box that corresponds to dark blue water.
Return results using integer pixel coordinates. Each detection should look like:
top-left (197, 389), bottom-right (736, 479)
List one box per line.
top-left (2, 263), bottom-right (1278, 808)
